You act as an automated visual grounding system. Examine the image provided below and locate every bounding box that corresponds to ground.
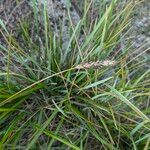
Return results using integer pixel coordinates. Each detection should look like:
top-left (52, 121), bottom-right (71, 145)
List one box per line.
top-left (0, 0), bottom-right (149, 51)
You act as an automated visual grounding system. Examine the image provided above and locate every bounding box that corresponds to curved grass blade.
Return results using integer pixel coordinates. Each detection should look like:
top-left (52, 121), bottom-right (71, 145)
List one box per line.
top-left (106, 84), bottom-right (150, 122)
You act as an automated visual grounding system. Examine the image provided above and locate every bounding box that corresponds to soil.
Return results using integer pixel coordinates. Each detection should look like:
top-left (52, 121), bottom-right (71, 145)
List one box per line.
top-left (130, 1), bottom-right (150, 55)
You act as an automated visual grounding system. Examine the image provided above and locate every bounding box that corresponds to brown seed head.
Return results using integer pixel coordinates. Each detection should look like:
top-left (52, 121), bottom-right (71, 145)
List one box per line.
top-left (76, 60), bottom-right (117, 70)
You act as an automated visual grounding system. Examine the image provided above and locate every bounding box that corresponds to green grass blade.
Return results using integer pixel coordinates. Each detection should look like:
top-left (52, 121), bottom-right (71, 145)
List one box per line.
top-left (36, 125), bottom-right (80, 150)
top-left (106, 84), bottom-right (150, 122)
top-left (82, 77), bottom-right (112, 90)
top-left (27, 108), bottom-right (59, 149)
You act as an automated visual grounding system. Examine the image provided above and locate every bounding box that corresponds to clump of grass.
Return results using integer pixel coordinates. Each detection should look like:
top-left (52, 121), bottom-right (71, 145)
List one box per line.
top-left (0, 0), bottom-right (150, 149)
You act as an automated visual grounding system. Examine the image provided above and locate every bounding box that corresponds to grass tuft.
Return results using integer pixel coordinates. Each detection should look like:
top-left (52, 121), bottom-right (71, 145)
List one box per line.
top-left (0, 0), bottom-right (149, 149)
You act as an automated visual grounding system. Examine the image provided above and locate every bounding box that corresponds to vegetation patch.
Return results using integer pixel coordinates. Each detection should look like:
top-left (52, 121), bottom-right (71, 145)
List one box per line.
top-left (0, 0), bottom-right (149, 149)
